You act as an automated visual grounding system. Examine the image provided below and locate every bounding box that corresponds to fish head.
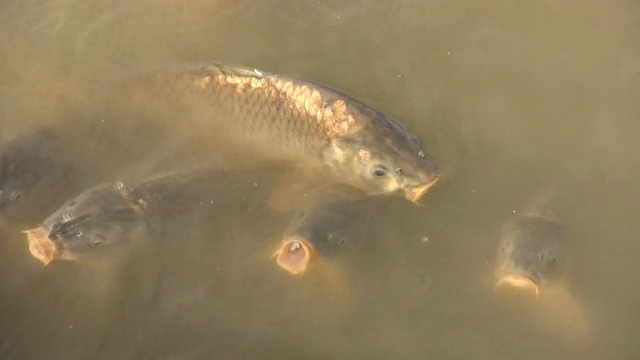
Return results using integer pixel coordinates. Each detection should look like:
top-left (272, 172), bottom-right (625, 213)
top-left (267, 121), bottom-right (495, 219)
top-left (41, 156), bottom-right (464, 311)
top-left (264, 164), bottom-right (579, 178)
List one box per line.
top-left (323, 112), bottom-right (439, 204)
top-left (274, 205), bottom-right (329, 275)
top-left (274, 196), bottom-right (375, 275)
top-left (496, 217), bottom-right (564, 295)
top-left (274, 237), bottom-right (316, 275)
top-left (27, 182), bottom-right (147, 264)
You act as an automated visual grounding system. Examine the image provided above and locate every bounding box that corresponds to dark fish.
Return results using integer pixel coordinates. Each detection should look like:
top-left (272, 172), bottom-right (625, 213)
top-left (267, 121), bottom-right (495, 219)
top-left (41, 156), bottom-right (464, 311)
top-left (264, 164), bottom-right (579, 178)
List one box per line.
top-left (495, 196), bottom-right (594, 343)
top-left (496, 198), bottom-right (565, 297)
top-left (0, 128), bottom-right (66, 212)
top-left (129, 64), bottom-right (439, 203)
top-left (25, 182), bottom-right (148, 265)
top-left (274, 193), bottom-right (374, 275)
top-left (24, 168), bottom-right (286, 265)
top-left (0, 117), bottom-right (171, 222)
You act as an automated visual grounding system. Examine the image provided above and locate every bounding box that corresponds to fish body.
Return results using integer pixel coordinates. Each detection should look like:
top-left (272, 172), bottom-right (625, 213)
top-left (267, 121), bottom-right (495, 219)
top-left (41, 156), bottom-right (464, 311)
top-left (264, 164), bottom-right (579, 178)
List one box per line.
top-left (24, 167), bottom-right (287, 264)
top-left (131, 64), bottom-right (439, 203)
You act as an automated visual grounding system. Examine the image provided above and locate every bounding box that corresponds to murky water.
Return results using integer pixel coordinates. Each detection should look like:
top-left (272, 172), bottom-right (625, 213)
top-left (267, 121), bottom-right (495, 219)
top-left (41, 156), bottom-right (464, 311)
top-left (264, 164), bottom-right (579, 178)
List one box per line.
top-left (1, 0), bottom-right (639, 359)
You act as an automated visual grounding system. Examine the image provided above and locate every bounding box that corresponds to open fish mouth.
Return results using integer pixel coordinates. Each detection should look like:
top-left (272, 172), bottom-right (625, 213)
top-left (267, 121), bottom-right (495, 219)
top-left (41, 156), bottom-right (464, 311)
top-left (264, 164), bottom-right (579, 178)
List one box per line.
top-left (273, 237), bottom-right (316, 275)
top-left (405, 176), bottom-right (439, 204)
top-left (495, 273), bottom-right (540, 298)
top-left (24, 227), bottom-right (57, 265)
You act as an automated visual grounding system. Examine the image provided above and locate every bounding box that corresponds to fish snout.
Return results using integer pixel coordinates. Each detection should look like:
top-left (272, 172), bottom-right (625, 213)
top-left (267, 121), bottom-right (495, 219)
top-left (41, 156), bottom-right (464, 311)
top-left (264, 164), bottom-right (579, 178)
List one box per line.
top-left (273, 237), bottom-right (316, 275)
top-left (495, 272), bottom-right (541, 298)
top-left (404, 176), bottom-right (439, 204)
top-left (24, 227), bottom-right (58, 265)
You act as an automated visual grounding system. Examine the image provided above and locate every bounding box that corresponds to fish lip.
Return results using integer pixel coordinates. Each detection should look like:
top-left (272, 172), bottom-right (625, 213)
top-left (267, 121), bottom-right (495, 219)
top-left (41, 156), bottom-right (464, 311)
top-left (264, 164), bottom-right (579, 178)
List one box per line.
top-left (273, 237), bottom-right (316, 275)
top-left (495, 273), bottom-right (540, 298)
top-left (405, 176), bottom-right (439, 204)
top-left (24, 227), bottom-right (58, 265)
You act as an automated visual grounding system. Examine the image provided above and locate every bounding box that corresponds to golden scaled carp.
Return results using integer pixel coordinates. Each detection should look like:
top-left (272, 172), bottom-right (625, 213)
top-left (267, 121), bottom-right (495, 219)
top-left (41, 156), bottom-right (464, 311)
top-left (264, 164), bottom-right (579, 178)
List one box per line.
top-left (129, 64), bottom-right (439, 204)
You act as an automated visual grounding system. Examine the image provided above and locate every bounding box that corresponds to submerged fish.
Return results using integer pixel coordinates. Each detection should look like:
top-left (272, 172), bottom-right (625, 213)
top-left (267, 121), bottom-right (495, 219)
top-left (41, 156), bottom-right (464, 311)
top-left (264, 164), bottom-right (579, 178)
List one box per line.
top-left (0, 117), bottom-right (171, 222)
top-left (25, 182), bottom-right (148, 265)
top-left (496, 199), bottom-right (565, 297)
top-left (274, 193), bottom-right (375, 275)
top-left (23, 168), bottom-right (287, 265)
top-left (129, 64), bottom-right (439, 203)
top-left (0, 128), bottom-right (66, 213)
top-left (495, 196), bottom-right (593, 344)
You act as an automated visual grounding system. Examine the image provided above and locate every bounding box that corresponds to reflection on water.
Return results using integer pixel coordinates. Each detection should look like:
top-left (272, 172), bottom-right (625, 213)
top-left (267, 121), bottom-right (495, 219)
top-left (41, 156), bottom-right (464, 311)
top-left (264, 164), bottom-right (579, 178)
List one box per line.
top-left (1, 0), bottom-right (639, 359)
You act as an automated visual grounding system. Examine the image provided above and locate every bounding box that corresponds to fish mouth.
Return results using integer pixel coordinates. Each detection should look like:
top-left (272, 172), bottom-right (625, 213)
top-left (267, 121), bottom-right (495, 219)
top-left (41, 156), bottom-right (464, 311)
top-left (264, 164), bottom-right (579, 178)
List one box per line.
top-left (24, 227), bottom-right (58, 265)
top-left (273, 237), bottom-right (316, 275)
top-left (405, 176), bottom-right (439, 204)
top-left (495, 273), bottom-right (540, 298)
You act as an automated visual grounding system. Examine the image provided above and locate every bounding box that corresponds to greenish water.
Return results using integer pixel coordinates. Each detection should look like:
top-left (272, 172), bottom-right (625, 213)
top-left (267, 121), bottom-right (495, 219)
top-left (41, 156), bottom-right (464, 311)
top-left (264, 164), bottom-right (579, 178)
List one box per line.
top-left (1, 1), bottom-right (639, 359)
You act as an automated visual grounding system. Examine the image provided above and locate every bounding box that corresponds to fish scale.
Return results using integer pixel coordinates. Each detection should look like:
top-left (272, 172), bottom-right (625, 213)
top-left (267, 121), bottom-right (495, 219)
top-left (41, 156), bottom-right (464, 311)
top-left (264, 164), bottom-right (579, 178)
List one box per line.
top-left (143, 65), bottom-right (356, 155)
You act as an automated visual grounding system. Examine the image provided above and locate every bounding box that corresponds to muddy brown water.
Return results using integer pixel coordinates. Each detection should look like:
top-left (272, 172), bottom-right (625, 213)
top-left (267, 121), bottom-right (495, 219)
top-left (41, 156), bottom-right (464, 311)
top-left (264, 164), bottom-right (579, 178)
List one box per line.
top-left (1, 1), bottom-right (639, 359)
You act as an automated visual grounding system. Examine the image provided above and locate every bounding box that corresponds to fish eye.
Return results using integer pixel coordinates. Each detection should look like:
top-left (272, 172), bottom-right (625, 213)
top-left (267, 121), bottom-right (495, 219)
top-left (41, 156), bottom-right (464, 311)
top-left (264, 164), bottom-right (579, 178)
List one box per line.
top-left (91, 235), bottom-right (105, 246)
top-left (395, 168), bottom-right (403, 175)
top-left (114, 181), bottom-right (127, 191)
top-left (9, 191), bottom-right (21, 201)
top-left (372, 165), bottom-right (389, 178)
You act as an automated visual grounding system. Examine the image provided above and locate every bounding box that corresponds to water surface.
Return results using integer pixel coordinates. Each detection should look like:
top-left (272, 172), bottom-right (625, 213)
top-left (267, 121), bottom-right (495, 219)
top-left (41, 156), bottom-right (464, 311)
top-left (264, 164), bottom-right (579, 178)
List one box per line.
top-left (1, 1), bottom-right (639, 359)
